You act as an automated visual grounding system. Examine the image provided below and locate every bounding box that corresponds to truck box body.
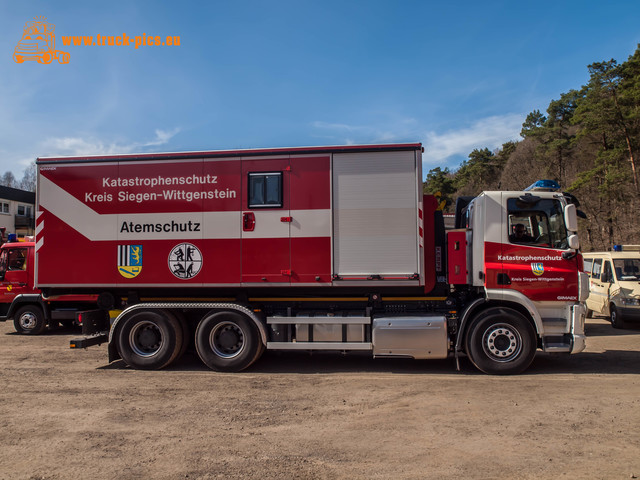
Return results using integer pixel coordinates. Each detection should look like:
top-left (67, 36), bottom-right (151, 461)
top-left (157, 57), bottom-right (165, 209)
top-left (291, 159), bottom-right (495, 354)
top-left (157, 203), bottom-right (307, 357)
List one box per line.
top-left (33, 143), bottom-right (587, 375)
top-left (36, 144), bottom-right (427, 291)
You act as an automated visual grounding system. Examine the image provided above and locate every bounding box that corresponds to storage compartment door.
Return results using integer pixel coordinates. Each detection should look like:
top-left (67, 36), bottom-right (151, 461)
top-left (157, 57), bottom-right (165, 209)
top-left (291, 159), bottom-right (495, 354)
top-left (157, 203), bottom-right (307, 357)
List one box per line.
top-left (241, 157), bottom-right (291, 283)
top-left (332, 151), bottom-right (419, 280)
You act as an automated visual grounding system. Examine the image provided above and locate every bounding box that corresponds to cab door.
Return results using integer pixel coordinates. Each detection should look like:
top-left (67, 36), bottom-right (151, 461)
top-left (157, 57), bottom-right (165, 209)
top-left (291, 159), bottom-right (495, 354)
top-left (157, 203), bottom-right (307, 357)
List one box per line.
top-left (0, 246), bottom-right (32, 302)
top-left (599, 260), bottom-right (614, 315)
top-left (589, 258), bottom-right (608, 314)
top-left (499, 195), bottom-right (579, 302)
top-left (240, 157), bottom-right (291, 283)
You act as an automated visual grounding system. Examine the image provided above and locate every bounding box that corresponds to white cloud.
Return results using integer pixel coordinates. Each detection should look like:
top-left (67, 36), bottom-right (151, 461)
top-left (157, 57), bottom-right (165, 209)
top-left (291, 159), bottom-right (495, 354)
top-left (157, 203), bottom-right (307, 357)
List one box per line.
top-left (423, 114), bottom-right (523, 167)
top-left (312, 114), bottom-right (525, 173)
top-left (311, 120), bottom-right (416, 146)
top-left (40, 128), bottom-right (181, 158)
top-left (140, 128), bottom-right (182, 148)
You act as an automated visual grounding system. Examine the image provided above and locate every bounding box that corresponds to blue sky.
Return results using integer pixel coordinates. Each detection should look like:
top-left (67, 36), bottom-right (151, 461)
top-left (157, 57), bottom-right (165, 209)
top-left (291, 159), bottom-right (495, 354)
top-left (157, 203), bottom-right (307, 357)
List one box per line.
top-left (1, 0), bottom-right (639, 181)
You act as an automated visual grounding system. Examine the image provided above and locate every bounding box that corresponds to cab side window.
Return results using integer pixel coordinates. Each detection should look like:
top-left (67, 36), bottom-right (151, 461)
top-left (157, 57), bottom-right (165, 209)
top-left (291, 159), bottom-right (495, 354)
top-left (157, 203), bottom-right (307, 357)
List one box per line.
top-left (591, 259), bottom-right (602, 280)
top-left (583, 258), bottom-right (593, 277)
top-left (506, 198), bottom-right (567, 248)
top-left (0, 250), bottom-right (7, 278)
top-left (601, 261), bottom-right (613, 283)
top-left (8, 249), bottom-right (27, 271)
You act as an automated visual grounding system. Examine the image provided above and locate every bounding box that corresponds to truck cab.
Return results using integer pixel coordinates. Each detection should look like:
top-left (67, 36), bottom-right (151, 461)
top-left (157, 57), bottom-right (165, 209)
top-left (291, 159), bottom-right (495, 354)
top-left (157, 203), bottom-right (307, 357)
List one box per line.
top-left (0, 242), bottom-right (36, 308)
top-left (0, 241), bottom-right (96, 334)
top-left (453, 187), bottom-right (588, 368)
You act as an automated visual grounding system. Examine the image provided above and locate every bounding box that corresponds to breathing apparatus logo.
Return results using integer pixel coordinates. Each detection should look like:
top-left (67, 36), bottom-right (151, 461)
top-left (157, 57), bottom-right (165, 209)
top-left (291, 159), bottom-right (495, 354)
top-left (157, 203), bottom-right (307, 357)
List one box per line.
top-left (169, 243), bottom-right (202, 280)
top-left (13, 17), bottom-right (70, 64)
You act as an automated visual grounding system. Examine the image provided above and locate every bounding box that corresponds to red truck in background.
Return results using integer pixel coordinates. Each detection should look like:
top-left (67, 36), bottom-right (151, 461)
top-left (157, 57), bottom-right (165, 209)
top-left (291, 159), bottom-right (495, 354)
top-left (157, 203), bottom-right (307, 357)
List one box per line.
top-left (0, 241), bottom-right (95, 334)
top-left (35, 143), bottom-right (588, 374)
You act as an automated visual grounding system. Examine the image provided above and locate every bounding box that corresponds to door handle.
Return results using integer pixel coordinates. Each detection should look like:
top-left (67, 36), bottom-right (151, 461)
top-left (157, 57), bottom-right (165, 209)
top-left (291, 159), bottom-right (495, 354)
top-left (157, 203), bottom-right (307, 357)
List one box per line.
top-left (243, 212), bottom-right (255, 232)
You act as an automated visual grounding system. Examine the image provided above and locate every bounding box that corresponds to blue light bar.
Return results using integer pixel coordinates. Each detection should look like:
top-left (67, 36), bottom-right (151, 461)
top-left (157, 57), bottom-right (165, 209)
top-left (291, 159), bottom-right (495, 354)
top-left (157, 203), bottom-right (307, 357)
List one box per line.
top-left (524, 179), bottom-right (561, 192)
top-left (613, 245), bottom-right (623, 251)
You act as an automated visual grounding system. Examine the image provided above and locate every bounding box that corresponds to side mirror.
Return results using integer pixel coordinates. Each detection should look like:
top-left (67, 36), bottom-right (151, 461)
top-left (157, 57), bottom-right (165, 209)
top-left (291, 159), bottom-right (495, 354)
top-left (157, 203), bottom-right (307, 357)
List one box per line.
top-left (564, 204), bottom-right (578, 232)
top-left (568, 234), bottom-right (580, 250)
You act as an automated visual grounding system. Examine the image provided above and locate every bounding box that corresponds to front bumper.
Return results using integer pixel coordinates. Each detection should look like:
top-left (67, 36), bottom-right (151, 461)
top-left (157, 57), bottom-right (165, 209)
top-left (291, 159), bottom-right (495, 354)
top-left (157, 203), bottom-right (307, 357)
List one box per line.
top-left (617, 305), bottom-right (640, 323)
top-left (571, 303), bottom-right (587, 354)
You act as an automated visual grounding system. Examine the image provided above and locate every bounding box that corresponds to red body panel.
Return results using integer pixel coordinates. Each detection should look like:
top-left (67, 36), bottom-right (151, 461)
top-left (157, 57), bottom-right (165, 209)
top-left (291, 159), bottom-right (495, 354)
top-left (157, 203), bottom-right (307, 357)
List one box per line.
top-left (36, 152), bottom-right (334, 288)
top-left (484, 241), bottom-right (579, 302)
top-left (0, 242), bottom-right (96, 306)
top-left (447, 231), bottom-right (468, 285)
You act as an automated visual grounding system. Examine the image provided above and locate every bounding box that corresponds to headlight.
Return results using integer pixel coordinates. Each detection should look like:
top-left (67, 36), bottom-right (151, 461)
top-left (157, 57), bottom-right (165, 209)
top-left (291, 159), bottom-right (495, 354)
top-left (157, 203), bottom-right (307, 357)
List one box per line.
top-left (621, 298), bottom-right (640, 306)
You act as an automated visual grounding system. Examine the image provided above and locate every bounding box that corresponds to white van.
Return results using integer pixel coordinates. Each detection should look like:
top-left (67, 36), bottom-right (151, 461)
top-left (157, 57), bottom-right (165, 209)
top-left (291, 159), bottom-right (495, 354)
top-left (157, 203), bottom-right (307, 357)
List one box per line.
top-left (583, 246), bottom-right (640, 328)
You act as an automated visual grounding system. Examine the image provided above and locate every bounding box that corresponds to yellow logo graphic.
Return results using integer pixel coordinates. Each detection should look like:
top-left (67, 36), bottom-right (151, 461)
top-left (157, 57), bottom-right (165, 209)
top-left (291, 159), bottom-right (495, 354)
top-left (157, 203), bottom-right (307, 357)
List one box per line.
top-left (14, 17), bottom-right (70, 65)
top-left (531, 263), bottom-right (544, 276)
top-left (118, 245), bottom-right (142, 279)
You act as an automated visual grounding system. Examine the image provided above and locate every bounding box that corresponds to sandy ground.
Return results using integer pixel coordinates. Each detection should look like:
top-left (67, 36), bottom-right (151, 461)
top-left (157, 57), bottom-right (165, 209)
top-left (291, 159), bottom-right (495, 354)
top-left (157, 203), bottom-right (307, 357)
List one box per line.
top-left (0, 316), bottom-right (639, 480)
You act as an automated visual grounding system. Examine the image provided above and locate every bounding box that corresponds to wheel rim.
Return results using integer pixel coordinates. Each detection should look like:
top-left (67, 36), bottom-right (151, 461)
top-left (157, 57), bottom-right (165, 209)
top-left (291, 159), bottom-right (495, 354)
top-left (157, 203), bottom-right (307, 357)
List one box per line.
top-left (19, 312), bottom-right (37, 330)
top-left (611, 308), bottom-right (617, 325)
top-left (209, 321), bottom-right (245, 358)
top-left (481, 323), bottom-right (522, 362)
top-left (129, 321), bottom-right (164, 357)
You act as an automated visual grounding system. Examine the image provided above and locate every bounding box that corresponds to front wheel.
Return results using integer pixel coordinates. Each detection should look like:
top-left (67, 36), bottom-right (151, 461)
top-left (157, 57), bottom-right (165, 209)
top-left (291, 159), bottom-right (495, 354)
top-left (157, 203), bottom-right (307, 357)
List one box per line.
top-left (13, 305), bottom-right (46, 335)
top-left (195, 311), bottom-right (262, 372)
top-left (610, 305), bottom-right (625, 329)
top-left (465, 307), bottom-right (537, 375)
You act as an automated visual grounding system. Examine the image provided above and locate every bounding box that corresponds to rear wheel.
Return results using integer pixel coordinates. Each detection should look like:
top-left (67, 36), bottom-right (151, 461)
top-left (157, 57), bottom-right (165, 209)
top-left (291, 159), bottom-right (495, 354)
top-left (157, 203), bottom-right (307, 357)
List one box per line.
top-left (13, 305), bottom-right (46, 335)
top-left (195, 311), bottom-right (262, 372)
top-left (57, 52), bottom-right (70, 64)
top-left (465, 307), bottom-right (537, 375)
top-left (116, 310), bottom-right (184, 370)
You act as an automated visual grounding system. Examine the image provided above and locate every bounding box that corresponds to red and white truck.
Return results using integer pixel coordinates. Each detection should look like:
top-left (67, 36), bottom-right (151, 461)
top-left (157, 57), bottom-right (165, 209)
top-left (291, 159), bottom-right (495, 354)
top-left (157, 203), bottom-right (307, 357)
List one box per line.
top-left (34, 143), bottom-right (588, 374)
top-left (0, 241), bottom-right (96, 334)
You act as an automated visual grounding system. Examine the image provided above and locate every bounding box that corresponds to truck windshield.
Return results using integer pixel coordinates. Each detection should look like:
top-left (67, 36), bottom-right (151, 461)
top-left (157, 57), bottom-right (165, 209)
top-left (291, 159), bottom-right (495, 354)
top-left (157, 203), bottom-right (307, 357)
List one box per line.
top-left (613, 259), bottom-right (640, 281)
top-left (507, 198), bottom-right (568, 249)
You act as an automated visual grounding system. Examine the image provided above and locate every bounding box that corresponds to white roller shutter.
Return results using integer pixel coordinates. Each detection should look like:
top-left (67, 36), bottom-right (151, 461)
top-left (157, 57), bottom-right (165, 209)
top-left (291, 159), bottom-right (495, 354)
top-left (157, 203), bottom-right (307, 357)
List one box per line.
top-left (333, 151), bottom-right (419, 277)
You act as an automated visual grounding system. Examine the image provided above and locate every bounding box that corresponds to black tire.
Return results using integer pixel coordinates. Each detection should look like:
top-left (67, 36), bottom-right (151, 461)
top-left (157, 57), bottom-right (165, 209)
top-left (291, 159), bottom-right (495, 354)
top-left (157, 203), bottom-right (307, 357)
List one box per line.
top-left (465, 307), bottom-right (537, 375)
top-left (13, 305), bottom-right (46, 335)
top-left (610, 305), bottom-right (625, 329)
top-left (168, 310), bottom-right (190, 361)
top-left (116, 310), bottom-right (184, 370)
top-left (195, 311), bottom-right (262, 372)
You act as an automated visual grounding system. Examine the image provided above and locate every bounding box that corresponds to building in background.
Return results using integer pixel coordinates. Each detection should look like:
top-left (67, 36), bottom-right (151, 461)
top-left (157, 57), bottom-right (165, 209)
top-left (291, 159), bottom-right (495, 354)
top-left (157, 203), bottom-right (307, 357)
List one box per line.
top-left (0, 186), bottom-right (35, 241)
